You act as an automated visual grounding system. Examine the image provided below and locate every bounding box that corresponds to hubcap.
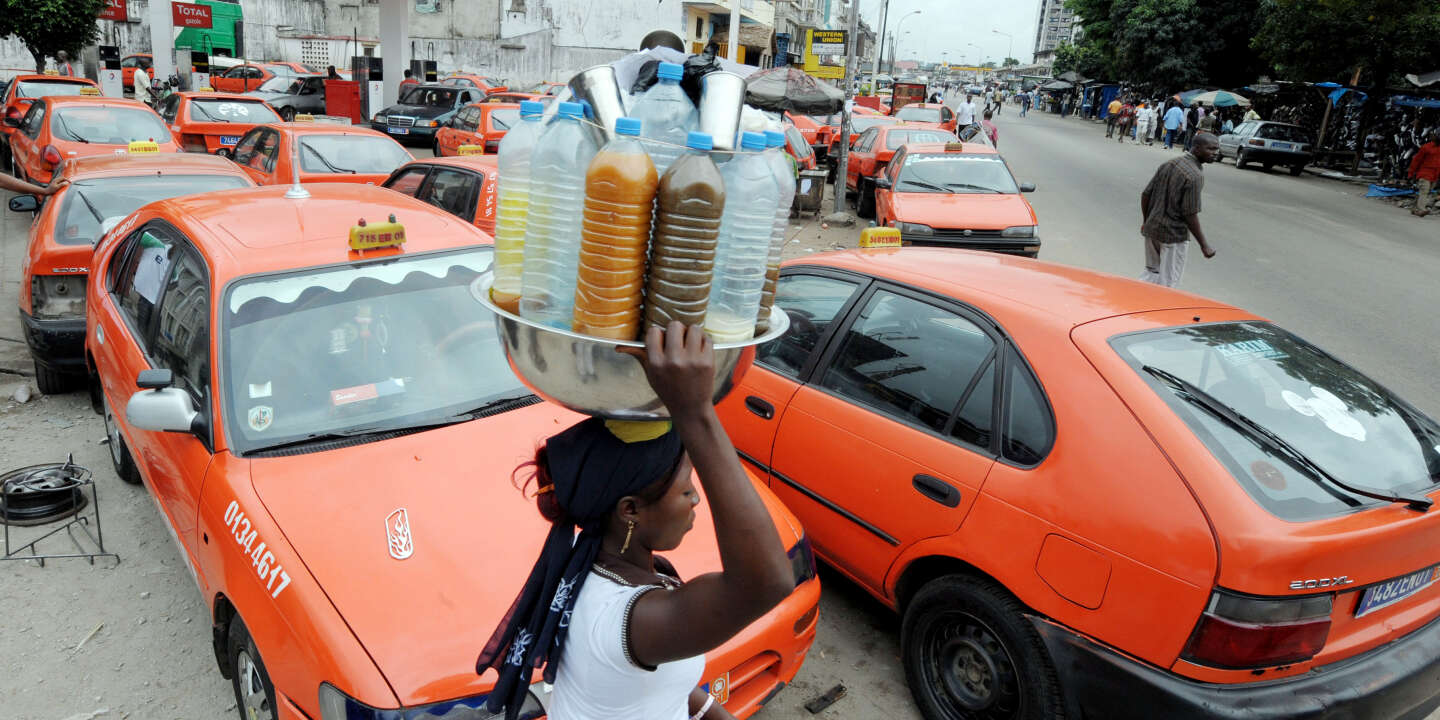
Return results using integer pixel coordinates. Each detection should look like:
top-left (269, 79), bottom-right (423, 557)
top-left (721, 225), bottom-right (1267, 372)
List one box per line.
top-left (236, 650), bottom-right (274, 720)
top-left (924, 612), bottom-right (1021, 719)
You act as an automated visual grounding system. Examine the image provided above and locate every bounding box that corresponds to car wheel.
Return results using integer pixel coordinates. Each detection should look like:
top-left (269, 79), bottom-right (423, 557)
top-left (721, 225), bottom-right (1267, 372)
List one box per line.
top-left (902, 574), bottom-right (1063, 720)
top-left (1289, 165), bottom-right (1304, 177)
top-left (1235, 150), bottom-right (1248, 169)
top-left (33, 360), bottom-right (75, 395)
top-left (228, 618), bottom-right (278, 720)
top-left (857, 179), bottom-right (876, 219)
top-left (103, 394), bottom-right (142, 485)
top-left (279, 106), bottom-right (295, 122)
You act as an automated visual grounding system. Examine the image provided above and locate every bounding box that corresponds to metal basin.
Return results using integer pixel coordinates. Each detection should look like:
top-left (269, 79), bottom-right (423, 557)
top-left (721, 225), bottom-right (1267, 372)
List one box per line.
top-left (470, 273), bottom-right (789, 420)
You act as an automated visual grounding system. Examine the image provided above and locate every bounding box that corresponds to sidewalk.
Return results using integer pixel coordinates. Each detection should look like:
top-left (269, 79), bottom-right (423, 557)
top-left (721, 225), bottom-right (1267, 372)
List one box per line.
top-left (1, 190), bottom-right (33, 385)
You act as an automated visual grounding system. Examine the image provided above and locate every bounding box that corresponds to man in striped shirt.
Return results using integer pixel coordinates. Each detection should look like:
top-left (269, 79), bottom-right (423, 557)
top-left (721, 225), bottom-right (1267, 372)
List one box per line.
top-left (1139, 133), bottom-right (1219, 287)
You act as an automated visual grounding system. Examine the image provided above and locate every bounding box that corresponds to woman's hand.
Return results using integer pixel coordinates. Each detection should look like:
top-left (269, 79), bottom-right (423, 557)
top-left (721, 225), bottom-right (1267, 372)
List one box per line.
top-left (622, 322), bottom-right (715, 418)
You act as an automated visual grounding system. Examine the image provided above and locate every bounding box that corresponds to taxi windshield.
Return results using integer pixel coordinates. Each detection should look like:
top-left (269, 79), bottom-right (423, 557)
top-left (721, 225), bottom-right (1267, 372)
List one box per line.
top-left (299, 135), bottom-right (410, 175)
top-left (895, 154), bottom-right (1019, 194)
top-left (16, 80), bottom-right (92, 98)
top-left (222, 248), bottom-right (530, 455)
top-left (399, 87), bottom-right (458, 107)
top-left (190, 98), bottom-right (280, 123)
top-left (895, 106), bottom-right (944, 123)
top-left (51, 107), bottom-right (169, 144)
top-left (1113, 322), bottom-right (1440, 521)
top-left (885, 129), bottom-right (952, 150)
top-left (54, 174), bottom-right (249, 246)
top-left (489, 108), bottom-right (519, 130)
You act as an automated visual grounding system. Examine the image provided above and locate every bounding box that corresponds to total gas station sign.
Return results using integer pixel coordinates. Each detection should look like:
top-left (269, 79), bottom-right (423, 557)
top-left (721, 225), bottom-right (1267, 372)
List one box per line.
top-left (98, 0), bottom-right (127, 22)
top-left (171, 1), bottom-right (213, 28)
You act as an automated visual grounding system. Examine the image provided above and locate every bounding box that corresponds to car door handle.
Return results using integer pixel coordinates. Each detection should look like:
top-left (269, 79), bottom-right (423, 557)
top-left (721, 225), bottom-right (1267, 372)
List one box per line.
top-left (912, 474), bottom-right (961, 508)
top-left (745, 395), bottom-right (774, 420)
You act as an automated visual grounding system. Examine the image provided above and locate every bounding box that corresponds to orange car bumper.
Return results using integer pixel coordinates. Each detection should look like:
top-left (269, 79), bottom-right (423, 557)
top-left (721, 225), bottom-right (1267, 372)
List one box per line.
top-left (705, 575), bottom-right (821, 719)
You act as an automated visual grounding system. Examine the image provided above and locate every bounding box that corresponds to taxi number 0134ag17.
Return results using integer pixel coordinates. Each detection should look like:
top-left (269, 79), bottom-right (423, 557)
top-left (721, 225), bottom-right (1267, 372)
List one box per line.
top-left (224, 500), bottom-right (292, 598)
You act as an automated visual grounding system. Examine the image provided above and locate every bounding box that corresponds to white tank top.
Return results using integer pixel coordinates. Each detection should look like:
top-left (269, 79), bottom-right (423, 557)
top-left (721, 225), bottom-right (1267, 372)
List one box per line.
top-left (548, 571), bottom-right (705, 720)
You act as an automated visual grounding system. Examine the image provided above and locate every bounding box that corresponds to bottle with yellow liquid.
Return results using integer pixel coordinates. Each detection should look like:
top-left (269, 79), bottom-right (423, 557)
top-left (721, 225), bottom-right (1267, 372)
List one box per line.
top-left (573, 117), bottom-right (658, 340)
top-left (489, 101), bottom-right (546, 314)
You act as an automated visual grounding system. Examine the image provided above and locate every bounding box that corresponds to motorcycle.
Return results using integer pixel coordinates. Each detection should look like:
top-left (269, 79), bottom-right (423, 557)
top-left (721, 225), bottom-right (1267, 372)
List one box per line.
top-left (145, 74), bottom-right (180, 111)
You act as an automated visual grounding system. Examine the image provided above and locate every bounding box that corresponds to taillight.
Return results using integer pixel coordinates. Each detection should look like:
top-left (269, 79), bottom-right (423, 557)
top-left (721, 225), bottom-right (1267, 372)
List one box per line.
top-left (181, 134), bottom-right (209, 153)
top-left (1248, 139), bottom-right (1265, 146)
top-left (485, 140), bottom-right (500, 153)
top-left (1182, 590), bottom-right (1332, 669)
top-left (42, 144), bottom-right (62, 165)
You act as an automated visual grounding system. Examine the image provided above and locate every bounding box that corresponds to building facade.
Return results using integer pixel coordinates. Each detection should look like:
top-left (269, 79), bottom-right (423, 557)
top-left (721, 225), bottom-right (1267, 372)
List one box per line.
top-left (681, 0), bottom-right (776, 66)
top-left (1032, 0), bottom-right (1079, 64)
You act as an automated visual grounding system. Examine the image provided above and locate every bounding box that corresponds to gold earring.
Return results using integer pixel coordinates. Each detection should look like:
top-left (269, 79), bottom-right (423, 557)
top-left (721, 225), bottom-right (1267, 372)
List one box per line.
top-left (620, 520), bottom-right (635, 554)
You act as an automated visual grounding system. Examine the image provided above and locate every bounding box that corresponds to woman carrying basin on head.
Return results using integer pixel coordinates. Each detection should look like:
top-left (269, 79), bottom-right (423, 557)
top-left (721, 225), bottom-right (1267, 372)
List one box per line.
top-left (477, 322), bottom-right (795, 720)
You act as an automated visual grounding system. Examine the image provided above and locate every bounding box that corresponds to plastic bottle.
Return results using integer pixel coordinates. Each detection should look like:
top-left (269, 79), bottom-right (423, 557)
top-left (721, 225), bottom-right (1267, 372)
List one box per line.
top-left (490, 101), bottom-right (546, 315)
top-left (630, 62), bottom-right (698, 176)
top-left (706, 131), bottom-right (779, 342)
top-left (644, 131), bottom-right (725, 331)
top-left (573, 117), bottom-right (658, 340)
top-left (519, 101), bottom-right (600, 328)
top-left (756, 129), bottom-right (797, 335)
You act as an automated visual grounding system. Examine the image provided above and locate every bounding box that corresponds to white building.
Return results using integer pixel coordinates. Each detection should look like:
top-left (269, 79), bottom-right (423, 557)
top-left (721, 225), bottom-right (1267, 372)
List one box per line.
top-left (1032, 0), bottom-right (1080, 65)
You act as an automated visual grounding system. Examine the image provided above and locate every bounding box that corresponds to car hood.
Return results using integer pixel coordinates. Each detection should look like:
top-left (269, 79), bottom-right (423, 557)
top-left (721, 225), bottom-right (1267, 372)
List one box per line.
top-left (383, 103), bottom-right (449, 119)
top-left (248, 402), bottom-right (794, 706)
top-left (891, 191), bottom-right (1035, 230)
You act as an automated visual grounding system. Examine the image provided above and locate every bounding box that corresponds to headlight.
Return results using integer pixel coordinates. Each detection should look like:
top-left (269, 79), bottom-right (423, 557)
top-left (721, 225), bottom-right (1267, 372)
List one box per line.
top-left (1001, 225), bottom-right (1036, 238)
top-left (373, 114), bottom-right (388, 124)
top-left (319, 682), bottom-right (546, 719)
top-left (427, 119), bottom-right (440, 127)
top-left (30, 275), bottom-right (87, 319)
top-left (896, 221), bottom-right (933, 235)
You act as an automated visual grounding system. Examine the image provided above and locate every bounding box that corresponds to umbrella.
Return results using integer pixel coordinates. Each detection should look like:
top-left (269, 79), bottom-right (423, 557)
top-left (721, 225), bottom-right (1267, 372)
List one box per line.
top-left (1039, 79), bottom-right (1073, 90)
top-left (743, 65), bottom-right (844, 114)
top-left (1186, 89), bottom-right (1251, 107)
top-left (1057, 71), bottom-right (1086, 83)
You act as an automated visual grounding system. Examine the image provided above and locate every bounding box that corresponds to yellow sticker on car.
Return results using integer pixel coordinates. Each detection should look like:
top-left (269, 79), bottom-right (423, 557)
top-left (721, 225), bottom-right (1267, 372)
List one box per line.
top-left (126, 140), bottom-right (160, 154)
top-left (860, 226), bottom-right (902, 248)
top-left (456, 144), bottom-right (485, 156)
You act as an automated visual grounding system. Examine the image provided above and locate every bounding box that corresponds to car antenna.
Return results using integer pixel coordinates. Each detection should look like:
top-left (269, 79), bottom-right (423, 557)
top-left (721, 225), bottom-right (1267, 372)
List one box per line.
top-left (284, 131), bottom-right (309, 199)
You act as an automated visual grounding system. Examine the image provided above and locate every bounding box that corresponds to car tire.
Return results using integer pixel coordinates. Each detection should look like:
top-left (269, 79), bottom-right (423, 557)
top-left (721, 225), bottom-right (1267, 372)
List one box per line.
top-left (33, 360), bottom-right (75, 395)
top-left (228, 618), bottom-right (278, 720)
top-left (103, 394), bottom-right (142, 486)
top-left (279, 106), bottom-right (295, 122)
top-left (1288, 165), bottom-right (1304, 177)
top-left (1236, 150), bottom-right (1248, 169)
top-left (902, 574), bottom-right (1064, 720)
top-left (858, 179), bottom-right (876, 219)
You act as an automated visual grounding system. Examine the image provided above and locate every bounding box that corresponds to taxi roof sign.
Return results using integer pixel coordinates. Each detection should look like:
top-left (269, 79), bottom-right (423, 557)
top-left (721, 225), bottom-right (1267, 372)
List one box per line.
top-left (945, 142), bottom-right (965, 152)
top-left (43, 69), bottom-right (59, 76)
top-left (859, 226), bottom-right (902, 249)
top-left (127, 140), bottom-right (161, 155)
top-left (79, 87), bottom-right (101, 96)
top-left (456, 144), bottom-right (485, 156)
top-left (291, 113), bottom-right (315, 123)
top-left (349, 215), bottom-right (406, 252)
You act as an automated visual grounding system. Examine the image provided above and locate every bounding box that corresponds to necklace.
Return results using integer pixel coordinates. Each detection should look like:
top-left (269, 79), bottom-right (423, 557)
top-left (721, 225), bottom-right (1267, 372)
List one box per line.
top-left (591, 560), bottom-right (681, 590)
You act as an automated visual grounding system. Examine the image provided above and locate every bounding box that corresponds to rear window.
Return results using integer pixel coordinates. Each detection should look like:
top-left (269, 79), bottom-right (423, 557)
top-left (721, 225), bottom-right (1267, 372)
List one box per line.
top-left (299, 135), bottom-right (410, 175)
top-left (885, 129), bottom-right (952, 150)
top-left (489, 108), bottom-right (519, 130)
top-left (1113, 322), bottom-right (1440, 521)
top-left (189, 99), bottom-right (280, 124)
top-left (1256, 124), bottom-right (1312, 143)
top-left (785, 127), bottom-right (813, 158)
top-left (895, 106), bottom-right (943, 123)
top-left (53, 175), bottom-right (249, 246)
top-left (51, 107), bottom-right (169, 144)
top-left (17, 80), bottom-right (92, 98)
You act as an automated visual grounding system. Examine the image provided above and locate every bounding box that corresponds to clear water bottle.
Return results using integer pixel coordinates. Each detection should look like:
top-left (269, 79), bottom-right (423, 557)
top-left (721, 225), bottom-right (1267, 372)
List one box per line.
top-left (707, 131), bottom-right (779, 342)
top-left (490, 101), bottom-right (546, 315)
top-left (630, 62), bottom-right (698, 176)
top-left (756, 129), bottom-right (797, 334)
top-left (520, 101), bottom-right (600, 328)
top-left (573, 117), bottom-right (658, 340)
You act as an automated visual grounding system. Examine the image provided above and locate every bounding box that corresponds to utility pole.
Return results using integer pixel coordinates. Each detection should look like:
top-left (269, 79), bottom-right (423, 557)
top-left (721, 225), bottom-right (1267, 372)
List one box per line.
top-left (869, 0), bottom-right (891, 95)
top-left (829, 0), bottom-right (863, 218)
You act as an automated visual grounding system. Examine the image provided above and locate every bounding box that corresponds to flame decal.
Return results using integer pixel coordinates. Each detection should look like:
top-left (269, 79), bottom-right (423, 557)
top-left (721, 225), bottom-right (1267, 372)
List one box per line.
top-left (386, 508), bottom-right (413, 560)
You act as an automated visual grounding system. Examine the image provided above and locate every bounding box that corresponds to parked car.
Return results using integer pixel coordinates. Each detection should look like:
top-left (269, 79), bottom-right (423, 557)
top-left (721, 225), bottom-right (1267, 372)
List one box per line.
top-left (155, 90), bottom-right (281, 155)
top-left (85, 183), bottom-right (820, 720)
top-left (383, 154), bottom-right (500, 235)
top-left (842, 124), bottom-right (954, 217)
top-left (431, 101), bottom-right (518, 157)
top-left (7, 153), bottom-right (253, 393)
top-left (6, 95), bottom-right (178, 185)
top-left (718, 247), bottom-right (1440, 720)
top-left (244, 74), bottom-right (326, 121)
top-left (891, 102), bottom-right (959, 133)
top-left (824, 114), bottom-right (893, 182)
top-left (874, 141), bottom-right (1040, 256)
top-left (370, 84), bottom-right (487, 144)
top-left (442, 73), bottom-right (506, 94)
top-left (228, 122), bottom-right (412, 186)
top-left (782, 124), bottom-right (817, 171)
top-left (1218, 120), bottom-right (1315, 175)
top-left (1, 74), bottom-right (99, 151)
top-left (120, 53), bottom-right (154, 91)
top-left (210, 63), bottom-right (297, 94)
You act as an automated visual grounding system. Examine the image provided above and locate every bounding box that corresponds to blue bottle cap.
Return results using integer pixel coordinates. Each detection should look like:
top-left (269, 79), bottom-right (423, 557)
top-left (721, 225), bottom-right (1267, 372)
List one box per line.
top-left (764, 130), bottom-right (786, 148)
top-left (740, 131), bottom-right (767, 150)
top-left (657, 62), bottom-right (684, 81)
top-left (615, 117), bottom-right (641, 136)
top-left (579, 100), bottom-right (594, 119)
top-left (557, 101), bottom-right (583, 118)
top-left (686, 131), bottom-right (713, 151)
top-left (519, 101), bottom-right (545, 117)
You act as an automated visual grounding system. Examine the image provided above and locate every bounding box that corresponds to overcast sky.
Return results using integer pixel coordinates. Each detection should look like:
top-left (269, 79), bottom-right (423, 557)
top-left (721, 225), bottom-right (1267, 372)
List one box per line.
top-left (857, 0), bottom-right (1041, 66)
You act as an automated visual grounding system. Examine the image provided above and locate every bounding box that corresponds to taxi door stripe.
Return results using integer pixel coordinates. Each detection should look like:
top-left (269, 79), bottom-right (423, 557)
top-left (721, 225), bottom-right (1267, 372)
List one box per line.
top-left (748, 452), bottom-right (900, 546)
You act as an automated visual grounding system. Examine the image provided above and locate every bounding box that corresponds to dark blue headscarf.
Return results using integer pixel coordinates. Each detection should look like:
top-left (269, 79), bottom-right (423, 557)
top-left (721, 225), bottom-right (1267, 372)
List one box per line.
top-left (477, 417), bottom-right (685, 718)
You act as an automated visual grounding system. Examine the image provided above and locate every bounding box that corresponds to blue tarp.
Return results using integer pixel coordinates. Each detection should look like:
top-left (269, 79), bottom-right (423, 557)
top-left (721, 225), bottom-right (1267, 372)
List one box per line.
top-left (1366, 184), bottom-right (1418, 197)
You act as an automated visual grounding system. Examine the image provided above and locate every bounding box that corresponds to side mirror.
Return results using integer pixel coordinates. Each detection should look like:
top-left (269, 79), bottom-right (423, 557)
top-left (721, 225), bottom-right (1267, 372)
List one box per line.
top-left (8, 194), bottom-right (38, 212)
top-left (4, 116), bottom-right (18, 128)
top-left (874, 176), bottom-right (893, 189)
top-left (1019, 182), bottom-right (1036, 193)
top-left (127, 370), bottom-right (200, 434)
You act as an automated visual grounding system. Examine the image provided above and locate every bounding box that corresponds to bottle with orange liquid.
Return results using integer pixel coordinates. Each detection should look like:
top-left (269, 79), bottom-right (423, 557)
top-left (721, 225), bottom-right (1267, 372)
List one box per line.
top-left (572, 117), bottom-right (658, 340)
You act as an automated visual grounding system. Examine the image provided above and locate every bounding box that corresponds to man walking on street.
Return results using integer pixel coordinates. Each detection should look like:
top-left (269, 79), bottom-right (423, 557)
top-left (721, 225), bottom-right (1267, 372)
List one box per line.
top-left (1163, 102), bottom-right (1184, 149)
top-left (1106, 96), bottom-right (1123, 137)
top-left (1117, 98), bottom-right (1135, 143)
top-left (1198, 108), bottom-right (1219, 135)
top-left (1407, 130), bottom-right (1440, 217)
top-left (1140, 133), bottom-right (1219, 287)
top-left (1135, 101), bottom-right (1155, 145)
top-left (1183, 103), bottom-right (1201, 150)
top-left (956, 93), bottom-right (978, 128)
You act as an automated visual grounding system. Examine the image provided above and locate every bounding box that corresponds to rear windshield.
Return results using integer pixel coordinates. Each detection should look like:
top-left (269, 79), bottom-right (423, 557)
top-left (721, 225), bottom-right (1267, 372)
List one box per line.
top-left (17, 80), bottom-right (92, 98)
top-left (785, 127), bottom-right (813, 158)
top-left (189, 99), bottom-right (280, 124)
top-left (1113, 322), bottom-right (1440, 521)
top-left (886, 129), bottom-right (953, 150)
top-left (489, 108), bottom-right (519, 130)
top-left (1256, 124), bottom-right (1312, 143)
top-left (849, 116), bottom-right (890, 134)
top-left (299, 135), bottom-right (410, 175)
top-left (895, 106), bottom-right (944, 123)
top-left (51, 107), bottom-right (169, 144)
top-left (54, 175), bottom-right (249, 246)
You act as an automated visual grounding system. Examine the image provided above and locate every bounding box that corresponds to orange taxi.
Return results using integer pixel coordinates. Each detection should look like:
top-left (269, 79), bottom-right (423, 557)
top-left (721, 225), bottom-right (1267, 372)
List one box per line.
top-left (7, 95), bottom-right (177, 185)
top-left (384, 154), bottom-right (500, 235)
top-left (873, 141), bottom-right (1040, 256)
top-left (85, 183), bottom-right (820, 720)
top-left (784, 112), bottom-right (833, 160)
top-left (528, 81), bottom-right (567, 97)
top-left (210, 63), bottom-right (283, 94)
top-left (228, 122), bottom-right (412, 186)
top-left (156, 90), bottom-right (282, 155)
top-left (431, 101), bottom-right (519, 157)
top-left (442, 73), bottom-right (506, 94)
top-left (781, 124), bottom-right (817, 171)
top-left (841, 124), bottom-right (953, 217)
top-left (2, 74), bottom-right (99, 146)
top-left (8, 153), bottom-right (252, 394)
top-left (718, 246), bottom-right (1440, 719)
top-left (484, 91), bottom-right (550, 107)
top-left (823, 114), bottom-right (893, 181)
top-left (891, 102), bottom-right (959, 133)
top-left (120, 54), bottom-right (153, 91)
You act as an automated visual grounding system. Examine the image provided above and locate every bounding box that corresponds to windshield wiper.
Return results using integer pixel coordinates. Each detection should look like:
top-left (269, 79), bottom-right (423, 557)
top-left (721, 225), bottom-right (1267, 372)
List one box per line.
top-left (301, 143), bottom-right (356, 174)
top-left (55, 114), bottom-right (90, 143)
top-left (190, 103), bottom-right (231, 123)
top-left (898, 179), bottom-right (956, 193)
top-left (1143, 365), bottom-right (1432, 512)
top-left (73, 189), bottom-right (103, 224)
top-left (245, 393), bottom-right (540, 455)
top-left (946, 183), bottom-right (1001, 193)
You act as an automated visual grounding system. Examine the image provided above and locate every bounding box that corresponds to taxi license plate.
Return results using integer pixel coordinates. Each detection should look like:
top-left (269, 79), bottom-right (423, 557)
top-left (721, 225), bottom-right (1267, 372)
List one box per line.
top-left (1355, 565), bottom-right (1438, 617)
top-left (387, 127), bottom-right (410, 135)
top-left (219, 135), bottom-right (241, 146)
top-left (1271, 142), bottom-right (1294, 150)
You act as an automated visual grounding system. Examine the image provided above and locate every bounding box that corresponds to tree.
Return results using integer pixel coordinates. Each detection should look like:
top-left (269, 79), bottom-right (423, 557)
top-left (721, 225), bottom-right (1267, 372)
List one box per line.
top-left (0, 0), bottom-right (104, 73)
top-left (1253, 0), bottom-right (1440, 87)
top-left (1052, 37), bottom-right (1112, 80)
top-left (1065, 0), bottom-right (1268, 89)
top-left (1002, 57), bottom-right (1020, 67)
